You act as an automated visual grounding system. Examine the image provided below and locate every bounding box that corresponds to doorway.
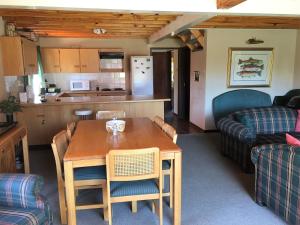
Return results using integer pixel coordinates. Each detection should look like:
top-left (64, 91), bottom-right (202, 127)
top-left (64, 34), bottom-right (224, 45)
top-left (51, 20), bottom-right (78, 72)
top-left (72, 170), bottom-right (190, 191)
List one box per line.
top-left (151, 47), bottom-right (194, 133)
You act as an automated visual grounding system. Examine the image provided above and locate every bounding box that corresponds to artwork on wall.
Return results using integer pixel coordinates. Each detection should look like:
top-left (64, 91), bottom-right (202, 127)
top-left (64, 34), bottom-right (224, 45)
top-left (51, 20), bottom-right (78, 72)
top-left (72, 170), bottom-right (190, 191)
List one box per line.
top-left (227, 48), bottom-right (274, 87)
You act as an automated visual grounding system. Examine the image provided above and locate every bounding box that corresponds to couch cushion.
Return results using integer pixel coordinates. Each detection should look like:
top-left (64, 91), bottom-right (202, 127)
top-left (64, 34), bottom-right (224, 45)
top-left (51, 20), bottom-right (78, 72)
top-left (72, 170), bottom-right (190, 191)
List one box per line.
top-left (234, 107), bottom-right (297, 134)
top-left (256, 132), bottom-right (300, 145)
top-left (0, 206), bottom-right (49, 225)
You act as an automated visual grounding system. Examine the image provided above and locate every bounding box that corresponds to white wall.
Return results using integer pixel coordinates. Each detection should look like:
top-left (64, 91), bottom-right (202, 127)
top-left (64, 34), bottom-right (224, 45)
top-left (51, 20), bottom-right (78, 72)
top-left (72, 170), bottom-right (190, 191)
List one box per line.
top-left (190, 39), bottom-right (206, 128)
top-left (294, 30), bottom-right (300, 88)
top-left (173, 49), bottom-right (179, 114)
top-left (203, 29), bottom-right (297, 130)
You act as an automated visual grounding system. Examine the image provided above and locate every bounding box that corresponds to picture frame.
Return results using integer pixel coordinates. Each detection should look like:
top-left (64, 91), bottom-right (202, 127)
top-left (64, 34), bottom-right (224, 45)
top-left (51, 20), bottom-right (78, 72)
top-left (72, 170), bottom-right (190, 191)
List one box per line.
top-left (227, 48), bottom-right (274, 87)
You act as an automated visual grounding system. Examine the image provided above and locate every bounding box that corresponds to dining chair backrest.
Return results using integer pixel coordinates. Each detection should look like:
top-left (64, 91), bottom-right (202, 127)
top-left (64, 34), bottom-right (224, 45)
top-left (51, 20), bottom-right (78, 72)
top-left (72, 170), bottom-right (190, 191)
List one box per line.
top-left (96, 110), bottom-right (126, 120)
top-left (51, 130), bottom-right (69, 180)
top-left (66, 121), bottom-right (76, 142)
top-left (162, 123), bottom-right (178, 144)
top-left (153, 116), bottom-right (164, 128)
top-left (106, 147), bottom-right (160, 182)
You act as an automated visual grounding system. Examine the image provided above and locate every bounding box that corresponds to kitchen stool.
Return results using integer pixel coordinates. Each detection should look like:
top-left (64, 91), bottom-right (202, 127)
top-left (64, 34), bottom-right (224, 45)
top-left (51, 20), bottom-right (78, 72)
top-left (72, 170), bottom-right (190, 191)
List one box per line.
top-left (74, 108), bottom-right (93, 120)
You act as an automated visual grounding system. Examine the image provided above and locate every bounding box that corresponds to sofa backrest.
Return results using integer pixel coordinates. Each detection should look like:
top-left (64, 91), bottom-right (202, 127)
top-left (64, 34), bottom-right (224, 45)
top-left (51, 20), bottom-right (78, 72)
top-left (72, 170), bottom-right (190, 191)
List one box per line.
top-left (233, 106), bottom-right (297, 134)
top-left (213, 89), bottom-right (272, 125)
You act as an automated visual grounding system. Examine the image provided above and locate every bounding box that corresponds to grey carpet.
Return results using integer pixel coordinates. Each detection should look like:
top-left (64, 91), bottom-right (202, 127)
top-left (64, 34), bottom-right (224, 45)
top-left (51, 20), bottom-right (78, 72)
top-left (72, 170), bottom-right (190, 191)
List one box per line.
top-left (30, 133), bottom-right (287, 225)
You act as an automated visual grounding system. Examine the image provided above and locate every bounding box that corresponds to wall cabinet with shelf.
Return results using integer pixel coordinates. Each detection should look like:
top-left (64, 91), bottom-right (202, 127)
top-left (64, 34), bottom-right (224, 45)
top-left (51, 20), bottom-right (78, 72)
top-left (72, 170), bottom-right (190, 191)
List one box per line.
top-left (0, 37), bottom-right (38, 76)
top-left (40, 47), bottom-right (124, 74)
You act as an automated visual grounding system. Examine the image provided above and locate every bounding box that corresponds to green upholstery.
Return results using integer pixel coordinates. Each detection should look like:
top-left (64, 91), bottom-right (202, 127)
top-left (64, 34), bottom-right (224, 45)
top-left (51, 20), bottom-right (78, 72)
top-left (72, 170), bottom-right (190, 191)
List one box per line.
top-left (110, 179), bottom-right (159, 197)
top-left (74, 166), bottom-right (106, 180)
top-left (212, 89), bottom-right (272, 125)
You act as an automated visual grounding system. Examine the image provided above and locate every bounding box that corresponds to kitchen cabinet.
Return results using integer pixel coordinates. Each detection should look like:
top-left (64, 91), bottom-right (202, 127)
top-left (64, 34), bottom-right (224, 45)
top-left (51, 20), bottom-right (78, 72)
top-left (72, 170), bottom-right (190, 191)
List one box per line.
top-left (41, 48), bottom-right (60, 73)
top-left (79, 49), bottom-right (100, 73)
top-left (0, 126), bottom-right (29, 173)
top-left (59, 48), bottom-right (81, 73)
top-left (0, 37), bottom-right (38, 76)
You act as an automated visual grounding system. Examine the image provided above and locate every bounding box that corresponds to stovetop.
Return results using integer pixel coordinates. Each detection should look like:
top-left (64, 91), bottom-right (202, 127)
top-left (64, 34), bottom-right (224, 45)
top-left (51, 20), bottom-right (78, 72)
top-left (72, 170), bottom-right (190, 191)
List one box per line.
top-left (0, 122), bottom-right (16, 136)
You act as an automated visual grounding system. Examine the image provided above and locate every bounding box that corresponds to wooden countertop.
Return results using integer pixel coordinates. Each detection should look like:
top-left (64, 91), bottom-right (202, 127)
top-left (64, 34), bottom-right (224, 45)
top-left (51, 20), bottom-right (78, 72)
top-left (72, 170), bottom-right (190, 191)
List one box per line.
top-left (21, 95), bottom-right (171, 107)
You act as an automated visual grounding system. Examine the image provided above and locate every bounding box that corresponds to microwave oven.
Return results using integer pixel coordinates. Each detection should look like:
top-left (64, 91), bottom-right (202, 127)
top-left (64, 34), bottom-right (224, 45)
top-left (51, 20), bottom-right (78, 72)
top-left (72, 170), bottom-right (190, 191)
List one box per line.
top-left (70, 80), bottom-right (90, 91)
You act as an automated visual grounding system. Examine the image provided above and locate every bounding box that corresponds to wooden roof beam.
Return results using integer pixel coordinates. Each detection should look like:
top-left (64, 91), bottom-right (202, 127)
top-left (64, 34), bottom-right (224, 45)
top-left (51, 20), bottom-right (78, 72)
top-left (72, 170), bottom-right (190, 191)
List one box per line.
top-left (217, 0), bottom-right (246, 9)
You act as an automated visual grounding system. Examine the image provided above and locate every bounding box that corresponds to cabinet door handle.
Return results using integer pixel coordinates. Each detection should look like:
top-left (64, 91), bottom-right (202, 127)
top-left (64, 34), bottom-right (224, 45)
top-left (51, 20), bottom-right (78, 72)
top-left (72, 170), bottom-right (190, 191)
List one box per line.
top-left (74, 65), bottom-right (80, 68)
top-left (54, 65), bottom-right (60, 68)
top-left (29, 64), bottom-right (35, 67)
top-left (81, 65), bottom-right (87, 67)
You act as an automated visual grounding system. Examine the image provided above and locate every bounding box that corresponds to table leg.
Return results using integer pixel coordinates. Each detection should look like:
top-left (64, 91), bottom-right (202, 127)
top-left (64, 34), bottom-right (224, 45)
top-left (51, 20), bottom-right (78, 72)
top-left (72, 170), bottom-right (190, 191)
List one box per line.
top-left (22, 134), bottom-right (30, 173)
top-left (173, 152), bottom-right (182, 225)
top-left (64, 161), bottom-right (76, 225)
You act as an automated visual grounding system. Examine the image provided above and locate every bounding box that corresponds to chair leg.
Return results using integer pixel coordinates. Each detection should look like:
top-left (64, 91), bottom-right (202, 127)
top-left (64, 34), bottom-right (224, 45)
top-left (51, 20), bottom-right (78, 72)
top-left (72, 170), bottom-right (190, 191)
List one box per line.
top-left (159, 196), bottom-right (163, 225)
top-left (58, 182), bottom-right (67, 224)
top-left (169, 161), bottom-right (174, 208)
top-left (151, 201), bottom-right (155, 213)
top-left (102, 185), bottom-right (108, 221)
top-left (108, 202), bottom-right (112, 225)
top-left (131, 201), bottom-right (137, 213)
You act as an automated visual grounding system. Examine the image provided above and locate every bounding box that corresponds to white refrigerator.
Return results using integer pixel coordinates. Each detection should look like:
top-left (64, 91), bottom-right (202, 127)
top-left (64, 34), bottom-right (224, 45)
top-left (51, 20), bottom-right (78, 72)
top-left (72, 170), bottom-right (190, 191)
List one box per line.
top-left (131, 56), bottom-right (153, 95)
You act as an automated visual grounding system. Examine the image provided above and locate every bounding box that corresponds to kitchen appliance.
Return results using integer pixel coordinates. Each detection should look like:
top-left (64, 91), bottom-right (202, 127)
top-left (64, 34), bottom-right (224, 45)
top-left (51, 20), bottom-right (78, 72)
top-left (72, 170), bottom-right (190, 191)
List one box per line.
top-left (131, 56), bottom-right (153, 95)
top-left (99, 52), bottom-right (124, 70)
top-left (70, 80), bottom-right (90, 91)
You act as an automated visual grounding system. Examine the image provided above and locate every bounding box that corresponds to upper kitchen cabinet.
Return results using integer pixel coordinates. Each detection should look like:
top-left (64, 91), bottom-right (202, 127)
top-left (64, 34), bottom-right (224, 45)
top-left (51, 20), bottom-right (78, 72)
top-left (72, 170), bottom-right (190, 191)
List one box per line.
top-left (41, 48), bottom-right (60, 73)
top-left (59, 48), bottom-right (80, 73)
top-left (0, 37), bottom-right (38, 76)
top-left (79, 49), bottom-right (100, 73)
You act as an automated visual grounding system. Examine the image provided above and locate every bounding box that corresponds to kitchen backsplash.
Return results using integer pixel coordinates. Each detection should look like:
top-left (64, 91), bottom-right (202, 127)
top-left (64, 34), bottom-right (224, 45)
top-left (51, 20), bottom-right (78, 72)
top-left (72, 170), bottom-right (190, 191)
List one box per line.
top-left (44, 72), bottom-right (126, 91)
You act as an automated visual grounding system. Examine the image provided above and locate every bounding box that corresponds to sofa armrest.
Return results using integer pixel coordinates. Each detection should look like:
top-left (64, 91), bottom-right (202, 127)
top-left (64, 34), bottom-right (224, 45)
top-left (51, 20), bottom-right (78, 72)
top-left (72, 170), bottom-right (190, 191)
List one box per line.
top-left (251, 144), bottom-right (300, 165)
top-left (217, 117), bottom-right (255, 141)
top-left (0, 173), bottom-right (46, 209)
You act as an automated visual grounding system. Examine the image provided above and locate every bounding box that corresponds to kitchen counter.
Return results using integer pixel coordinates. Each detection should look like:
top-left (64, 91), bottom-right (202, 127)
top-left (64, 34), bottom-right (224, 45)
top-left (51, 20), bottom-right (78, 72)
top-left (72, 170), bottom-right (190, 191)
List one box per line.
top-left (21, 95), bottom-right (170, 106)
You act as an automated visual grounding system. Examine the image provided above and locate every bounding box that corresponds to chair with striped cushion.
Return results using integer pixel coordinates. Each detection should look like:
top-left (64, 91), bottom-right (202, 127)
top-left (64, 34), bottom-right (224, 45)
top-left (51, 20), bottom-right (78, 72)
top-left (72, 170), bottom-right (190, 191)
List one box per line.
top-left (51, 130), bottom-right (107, 224)
top-left (66, 121), bottom-right (76, 143)
top-left (0, 173), bottom-right (53, 225)
top-left (106, 148), bottom-right (163, 225)
top-left (96, 110), bottom-right (126, 120)
top-left (162, 123), bottom-right (177, 208)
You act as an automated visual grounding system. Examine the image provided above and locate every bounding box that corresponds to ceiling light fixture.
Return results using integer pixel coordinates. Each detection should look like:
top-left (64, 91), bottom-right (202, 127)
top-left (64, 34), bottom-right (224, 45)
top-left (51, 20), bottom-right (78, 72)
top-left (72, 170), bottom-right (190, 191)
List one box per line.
top-left (93, 28), bottom-right (107, 35)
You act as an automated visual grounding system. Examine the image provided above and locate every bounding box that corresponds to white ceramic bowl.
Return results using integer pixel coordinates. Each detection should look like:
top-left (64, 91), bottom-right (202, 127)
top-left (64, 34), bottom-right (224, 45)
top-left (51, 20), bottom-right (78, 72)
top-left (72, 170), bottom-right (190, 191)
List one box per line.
top-left (106, 120), bottom-right (126, 132)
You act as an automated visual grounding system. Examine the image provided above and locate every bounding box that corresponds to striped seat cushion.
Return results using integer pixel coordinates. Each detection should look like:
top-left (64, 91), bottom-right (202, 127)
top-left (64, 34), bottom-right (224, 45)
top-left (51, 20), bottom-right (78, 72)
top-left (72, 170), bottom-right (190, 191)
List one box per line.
top-left (0, 207), bottom-right (50, 225)
top-left (110, 179), bottom-right (159, 197)
top-left (162, 160), bottom-right (171, 170)
top-left (74, 166), bottom-right (106, 180)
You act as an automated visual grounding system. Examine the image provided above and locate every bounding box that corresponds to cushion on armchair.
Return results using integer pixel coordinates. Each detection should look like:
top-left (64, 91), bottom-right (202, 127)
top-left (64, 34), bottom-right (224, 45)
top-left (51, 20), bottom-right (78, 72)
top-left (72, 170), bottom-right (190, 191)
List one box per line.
top-left (0, 174), bottom-right (44, 209)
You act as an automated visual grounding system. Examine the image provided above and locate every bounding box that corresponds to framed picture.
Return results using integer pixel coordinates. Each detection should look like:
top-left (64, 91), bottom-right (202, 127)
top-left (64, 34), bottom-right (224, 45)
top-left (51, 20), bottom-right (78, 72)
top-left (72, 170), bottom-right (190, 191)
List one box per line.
top-left (227, 48), bottom-right (274, 87)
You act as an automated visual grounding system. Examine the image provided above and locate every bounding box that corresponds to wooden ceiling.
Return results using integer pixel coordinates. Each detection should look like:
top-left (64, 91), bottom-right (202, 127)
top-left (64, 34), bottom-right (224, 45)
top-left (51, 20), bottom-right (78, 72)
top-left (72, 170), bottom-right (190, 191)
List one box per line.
top-left (193, 15), bottom-right (300, 29)
top-left (217, 0), bottom-right (246, 9)
top-left (0, 9), bottom-right (180, 38)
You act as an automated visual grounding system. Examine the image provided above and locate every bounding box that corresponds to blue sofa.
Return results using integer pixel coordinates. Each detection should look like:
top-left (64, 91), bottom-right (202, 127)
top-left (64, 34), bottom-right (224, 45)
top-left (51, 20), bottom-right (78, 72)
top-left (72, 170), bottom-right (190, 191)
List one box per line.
top-left (251, 144), bottom-right (300, 225)
top-left (0, 173), bottom-right (52, 225)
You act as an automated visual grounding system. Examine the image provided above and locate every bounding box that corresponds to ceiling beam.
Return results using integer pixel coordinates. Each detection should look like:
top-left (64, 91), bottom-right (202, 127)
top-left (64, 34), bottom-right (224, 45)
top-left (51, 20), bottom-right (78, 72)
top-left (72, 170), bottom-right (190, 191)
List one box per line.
top-left (148, 13), bottom-right (214, 43)
top-left (217, 0), bottom-right (246, 9)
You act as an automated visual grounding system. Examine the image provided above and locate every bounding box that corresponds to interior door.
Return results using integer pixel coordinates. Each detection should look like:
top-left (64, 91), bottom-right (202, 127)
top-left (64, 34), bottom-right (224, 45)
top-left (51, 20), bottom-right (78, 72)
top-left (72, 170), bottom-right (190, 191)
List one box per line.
top-left (79, 49), bottom-right (100, 73)
top-left (59, 49), bottom-right (80, 73)
top-left (178, 47), bottom-right (190, 120)
top-left (152, 51), bottom-right (172, 111)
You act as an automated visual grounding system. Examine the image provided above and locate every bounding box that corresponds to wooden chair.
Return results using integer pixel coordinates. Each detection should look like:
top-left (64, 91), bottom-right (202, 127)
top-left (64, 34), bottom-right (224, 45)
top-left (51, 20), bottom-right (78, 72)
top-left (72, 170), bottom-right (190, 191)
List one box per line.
top-left (51, 130), bottom-right (107, 224)
top-left (106, 148), bottom-right (163, 225)
top-left (66, 121), bottom-right (76, 142)
top-left (96, 110), bottom-right (126, 120)
top-left (153, 115), bottom-right (165, 129)
top-left (161, 123), bottom-right (177, 208)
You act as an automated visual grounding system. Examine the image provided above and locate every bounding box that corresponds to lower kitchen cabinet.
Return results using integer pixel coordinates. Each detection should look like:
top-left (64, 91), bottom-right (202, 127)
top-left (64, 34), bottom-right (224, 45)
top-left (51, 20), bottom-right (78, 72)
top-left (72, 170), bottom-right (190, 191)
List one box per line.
top-left (0, 126), bottom-right (29, 173)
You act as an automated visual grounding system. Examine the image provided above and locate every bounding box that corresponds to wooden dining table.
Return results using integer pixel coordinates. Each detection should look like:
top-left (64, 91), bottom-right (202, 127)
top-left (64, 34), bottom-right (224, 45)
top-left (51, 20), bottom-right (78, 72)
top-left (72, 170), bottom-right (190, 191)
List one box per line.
top-left (63, 117), bottom-right (182, 225)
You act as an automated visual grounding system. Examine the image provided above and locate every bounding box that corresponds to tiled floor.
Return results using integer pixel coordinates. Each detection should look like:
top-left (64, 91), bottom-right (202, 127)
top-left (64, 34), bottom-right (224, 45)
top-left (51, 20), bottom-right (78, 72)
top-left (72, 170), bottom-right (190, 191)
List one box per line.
top-left (164, 111), bottom-right (203, 134)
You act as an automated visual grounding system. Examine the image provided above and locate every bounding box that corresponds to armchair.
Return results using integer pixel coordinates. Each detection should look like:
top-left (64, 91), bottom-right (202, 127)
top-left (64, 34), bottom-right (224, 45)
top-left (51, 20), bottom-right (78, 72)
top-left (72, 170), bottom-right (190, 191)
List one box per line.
top-left (0, 173), bottom-right (52, 225)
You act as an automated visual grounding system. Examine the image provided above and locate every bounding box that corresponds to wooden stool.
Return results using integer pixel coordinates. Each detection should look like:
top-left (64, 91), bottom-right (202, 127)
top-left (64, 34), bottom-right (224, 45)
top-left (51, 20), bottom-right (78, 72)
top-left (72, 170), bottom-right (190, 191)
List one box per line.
top-left (75, 109), bottom-right (93, 120)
